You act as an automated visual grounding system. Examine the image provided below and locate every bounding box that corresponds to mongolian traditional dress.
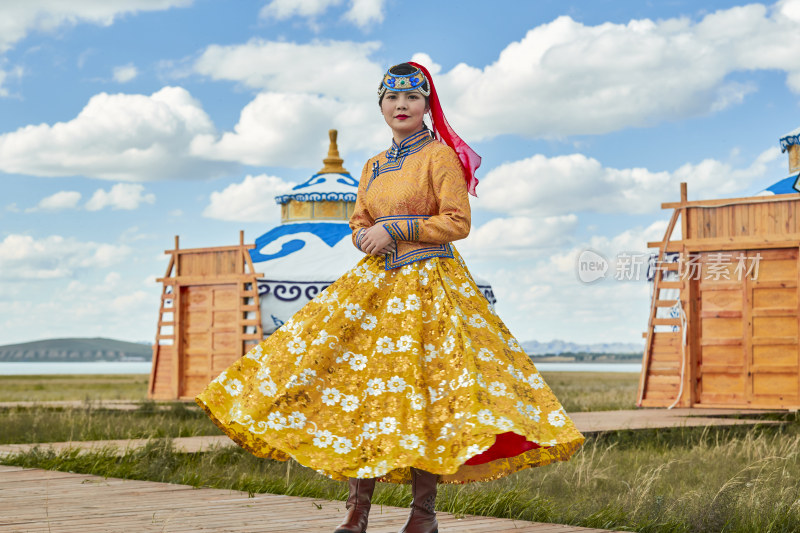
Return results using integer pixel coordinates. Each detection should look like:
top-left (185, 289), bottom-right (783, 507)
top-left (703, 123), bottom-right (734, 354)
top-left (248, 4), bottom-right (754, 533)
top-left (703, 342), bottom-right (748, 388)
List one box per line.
top-left (195, 129), bottom-right (585, 484)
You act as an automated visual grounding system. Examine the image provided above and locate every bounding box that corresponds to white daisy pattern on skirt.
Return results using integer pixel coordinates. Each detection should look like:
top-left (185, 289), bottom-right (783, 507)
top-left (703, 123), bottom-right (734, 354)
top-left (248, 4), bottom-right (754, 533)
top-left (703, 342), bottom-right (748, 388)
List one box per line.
top-left (196, 247), bottom-right (584, 485)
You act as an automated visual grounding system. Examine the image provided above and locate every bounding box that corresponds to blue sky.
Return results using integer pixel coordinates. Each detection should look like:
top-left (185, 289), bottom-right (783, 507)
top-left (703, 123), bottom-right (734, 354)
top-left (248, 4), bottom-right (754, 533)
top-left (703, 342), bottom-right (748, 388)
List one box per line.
top-left (1, 0), bottom-right (798, 346)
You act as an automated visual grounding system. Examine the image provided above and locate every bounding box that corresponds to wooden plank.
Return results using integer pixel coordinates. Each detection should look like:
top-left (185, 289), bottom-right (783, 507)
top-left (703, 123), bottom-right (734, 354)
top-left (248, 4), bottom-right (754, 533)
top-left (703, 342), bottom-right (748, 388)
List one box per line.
top-left (654, 299), bottom-right (678, 307)
top-left (646, 241), bottom-right (684, 252)
top-left (752, 287), bottom-right (797, 308)
top-left (753, 316), bottom-right (796, 337)
top-left (701, 344), bottom-right (744, 366)
top-left (652, 318), bottom-right (681, 326)
top-left (699, 310), bottom-right (742, 318)
top-left (700, 364), bottom-right (745, 374)
top-left (751, 308), bottom-right (797, 317)
top-left (753, 373), bottom-right (798, 396)
top-left (751, 336), bottom-right (798, 345)
top-left (701, 288), bottom-right (742, 311)
top-left (750, 365), bottom-right (799, 374)
top-left (650, 347), bottom-right (680, 359)
top-left (701, 317), bottom-right (743, 339)
top-left (699, 338), bottom-right (742, 346)
top-left (662, 192), bottom-right (799, 209)
top-left (675, 237), bottom-right (800, 252)
top-left (649, 365), bottom-right (680, 375)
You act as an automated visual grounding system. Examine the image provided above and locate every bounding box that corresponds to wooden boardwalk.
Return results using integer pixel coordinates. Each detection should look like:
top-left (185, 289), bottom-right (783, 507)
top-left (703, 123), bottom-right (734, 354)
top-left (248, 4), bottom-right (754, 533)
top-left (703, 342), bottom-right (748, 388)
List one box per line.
top-left (0, 466), bottom-right (617, 533)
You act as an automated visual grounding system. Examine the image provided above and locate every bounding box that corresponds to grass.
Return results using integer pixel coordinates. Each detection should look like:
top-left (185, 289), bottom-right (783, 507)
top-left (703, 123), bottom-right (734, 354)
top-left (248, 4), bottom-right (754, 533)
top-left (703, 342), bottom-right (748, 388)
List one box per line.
top-left (0, 401), bottom-right (219, 444)
top-left (0, 374), bottom-right (148, 402)
top-left (543, 371), bottom-right (639, 412)
top-left (0, 371), bottom-right (640, 410)
top-left (5, 419), bottom-right (799, 532)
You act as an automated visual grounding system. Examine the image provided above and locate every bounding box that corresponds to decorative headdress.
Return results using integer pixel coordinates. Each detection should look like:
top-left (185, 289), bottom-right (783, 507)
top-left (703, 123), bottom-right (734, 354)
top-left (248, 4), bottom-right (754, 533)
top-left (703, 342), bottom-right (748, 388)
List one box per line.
top-left (377, 62), bottom-right (481, 197)
top-left (378, 67), bottom-right (431, 99)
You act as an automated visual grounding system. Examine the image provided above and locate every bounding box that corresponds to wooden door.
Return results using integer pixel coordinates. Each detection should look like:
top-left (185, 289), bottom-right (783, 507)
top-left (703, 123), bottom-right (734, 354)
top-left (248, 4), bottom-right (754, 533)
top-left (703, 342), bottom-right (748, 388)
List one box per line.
top-left (180, 284), bottom-right (239, 398)
top-left (694, 252), bottom-right (748, 405)
top-left (695, 248), bottom-right (800, 407)
top-left (748, 248), bottom-right (799, 407)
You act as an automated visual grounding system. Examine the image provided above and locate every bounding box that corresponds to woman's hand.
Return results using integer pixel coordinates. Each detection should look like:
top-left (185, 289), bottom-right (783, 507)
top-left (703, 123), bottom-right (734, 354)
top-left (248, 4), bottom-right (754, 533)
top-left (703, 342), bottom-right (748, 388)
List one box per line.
top-left (361, 225), bottom-right (396, 256)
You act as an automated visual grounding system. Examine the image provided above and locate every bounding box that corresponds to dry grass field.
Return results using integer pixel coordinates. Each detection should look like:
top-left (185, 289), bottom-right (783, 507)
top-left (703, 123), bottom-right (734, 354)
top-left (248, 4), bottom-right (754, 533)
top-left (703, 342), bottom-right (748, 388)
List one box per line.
top-left (0, 374), bottom-right (148, 402)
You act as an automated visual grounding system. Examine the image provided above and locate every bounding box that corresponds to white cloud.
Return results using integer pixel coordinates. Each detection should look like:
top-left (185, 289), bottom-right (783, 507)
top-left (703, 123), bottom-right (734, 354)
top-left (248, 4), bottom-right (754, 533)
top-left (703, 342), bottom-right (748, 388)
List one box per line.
top-left (0, 234), bottom-right (131, 280)
top-left (193, 39), bottom-right (382, 100)
top-left (458, 214), bottom-right (578, 258)
top-left (546, 219), bottom-right (670, 277)
top-left (28, 190), bottom-right (82, 212)
top-left (0, 282), bottom-right (160, 344)
top-left (471, 220), bottom-right (668, 343)
top-left (86, 183), bottom-right (155, 210)
top-left (476, 147), bottom-right (782, 217)
top-left (259, 0), bottom-right (385, 28)
top-left (0, 69), bottom-right (8, 98)
top-left (0, 0), bottom-right (193, 53)
top-left (0, 86), bottom-right (235, 181)
top-left (203, 174), bottom-right (296, 222)
top-left (184, 1), bottom-right (800, 166)
top-left (0, 64), bottom-right (24, 97)
top-left (427, 1), bottom-right (800, 139)
top-left (191, 92), bottom-right (383, 167)
top-left (0, 1), bottom-right (192, 96)
top-left (113, 63), bottom-right (139, 83)
top-left (191, 39), bottom-right (387, 165)
top-left (260, 0), bottom-right (341, 20)
top-left (119, 226), bottom-right (157, 242)
top-left (343, 0), bottom-right (385, 27)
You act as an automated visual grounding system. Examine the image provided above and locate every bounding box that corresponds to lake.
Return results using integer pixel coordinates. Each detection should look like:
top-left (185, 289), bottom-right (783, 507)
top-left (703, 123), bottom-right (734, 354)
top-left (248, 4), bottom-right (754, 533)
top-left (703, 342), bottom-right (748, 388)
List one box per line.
top-left (0, 361), bottom-right (642, 375)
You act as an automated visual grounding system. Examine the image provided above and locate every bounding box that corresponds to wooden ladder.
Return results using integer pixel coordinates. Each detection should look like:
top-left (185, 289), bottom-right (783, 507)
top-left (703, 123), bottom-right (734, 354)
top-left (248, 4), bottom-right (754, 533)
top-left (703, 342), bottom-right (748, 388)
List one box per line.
top-left (240, 241), bottom-right (263, 352)
top-left (638, 183), bottom-right (687, 407)
top-left (148, 237), bottom-right (180, 399)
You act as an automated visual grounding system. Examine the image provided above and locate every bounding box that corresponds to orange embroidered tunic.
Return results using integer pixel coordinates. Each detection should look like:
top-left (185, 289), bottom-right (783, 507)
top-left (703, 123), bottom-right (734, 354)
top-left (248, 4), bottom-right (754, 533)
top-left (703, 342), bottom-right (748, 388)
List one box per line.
top-left (349, 129), bottom-right (471, 269)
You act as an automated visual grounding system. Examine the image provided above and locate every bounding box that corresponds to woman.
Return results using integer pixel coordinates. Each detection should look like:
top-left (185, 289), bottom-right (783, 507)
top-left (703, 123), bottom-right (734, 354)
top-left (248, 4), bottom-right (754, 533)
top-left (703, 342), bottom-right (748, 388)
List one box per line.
top-left (196, 62), bottom-right (585, 533)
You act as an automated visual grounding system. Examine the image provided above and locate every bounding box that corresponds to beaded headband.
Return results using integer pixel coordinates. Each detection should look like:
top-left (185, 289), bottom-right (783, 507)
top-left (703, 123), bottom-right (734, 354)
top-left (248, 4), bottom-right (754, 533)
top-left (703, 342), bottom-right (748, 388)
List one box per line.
top-left (377, 67), bottom-right (431, 99)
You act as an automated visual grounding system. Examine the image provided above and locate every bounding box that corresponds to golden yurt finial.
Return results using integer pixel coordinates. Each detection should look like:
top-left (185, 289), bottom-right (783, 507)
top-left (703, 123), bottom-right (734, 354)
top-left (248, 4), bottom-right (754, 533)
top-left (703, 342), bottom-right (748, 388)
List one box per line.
top-left (319, 129), bottom-right (348, 174)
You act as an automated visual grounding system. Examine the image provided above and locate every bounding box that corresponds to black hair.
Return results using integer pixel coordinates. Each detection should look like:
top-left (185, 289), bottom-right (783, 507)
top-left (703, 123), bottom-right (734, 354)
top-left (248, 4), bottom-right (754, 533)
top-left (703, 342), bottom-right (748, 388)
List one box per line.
top-left (378, 63), bottom-right (430, 107)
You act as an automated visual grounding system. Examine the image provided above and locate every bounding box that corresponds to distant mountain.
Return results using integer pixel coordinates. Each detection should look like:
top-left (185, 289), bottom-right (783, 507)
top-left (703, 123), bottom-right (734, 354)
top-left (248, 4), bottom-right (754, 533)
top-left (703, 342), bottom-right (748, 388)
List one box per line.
top-left (521, 339), bottom-right (643, 356)
top-left (0, 337), bottom-right (152, 362)
top-left (0, 336), bottom-right (641, 363)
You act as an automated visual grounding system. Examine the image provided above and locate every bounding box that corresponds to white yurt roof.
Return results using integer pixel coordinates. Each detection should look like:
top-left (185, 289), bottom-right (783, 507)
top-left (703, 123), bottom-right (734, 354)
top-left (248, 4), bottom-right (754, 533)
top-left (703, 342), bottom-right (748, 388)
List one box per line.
top-left (275, 173), bottom-right (358, 205)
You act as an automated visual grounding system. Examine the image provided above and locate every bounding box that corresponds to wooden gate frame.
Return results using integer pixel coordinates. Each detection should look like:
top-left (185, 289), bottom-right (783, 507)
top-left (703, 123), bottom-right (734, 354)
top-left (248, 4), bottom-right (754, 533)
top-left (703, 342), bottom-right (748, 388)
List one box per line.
top-left (639, 182), bottom-right (800, 409)
top-left (148, 232), bottom-right (263, 400)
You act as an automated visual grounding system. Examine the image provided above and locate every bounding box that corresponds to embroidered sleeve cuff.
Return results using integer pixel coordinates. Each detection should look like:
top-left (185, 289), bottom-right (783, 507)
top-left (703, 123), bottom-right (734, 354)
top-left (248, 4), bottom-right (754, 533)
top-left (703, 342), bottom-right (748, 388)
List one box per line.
top-left (355, 228), bottom-right (367, 251)
top-left (381, 218), bottom-right (421, 241)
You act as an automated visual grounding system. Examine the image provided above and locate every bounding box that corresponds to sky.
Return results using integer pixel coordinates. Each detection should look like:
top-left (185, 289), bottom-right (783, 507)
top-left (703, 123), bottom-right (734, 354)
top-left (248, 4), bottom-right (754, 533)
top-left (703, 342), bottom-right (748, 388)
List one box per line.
top-left (0, 0), bottom-right (798, 346)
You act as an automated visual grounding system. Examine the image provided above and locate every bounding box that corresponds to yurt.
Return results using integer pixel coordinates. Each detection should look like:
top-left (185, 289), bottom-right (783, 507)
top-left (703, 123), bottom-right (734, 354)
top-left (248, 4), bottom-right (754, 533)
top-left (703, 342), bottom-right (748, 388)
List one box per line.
top-left (638, 126), bottom-right (800, 410)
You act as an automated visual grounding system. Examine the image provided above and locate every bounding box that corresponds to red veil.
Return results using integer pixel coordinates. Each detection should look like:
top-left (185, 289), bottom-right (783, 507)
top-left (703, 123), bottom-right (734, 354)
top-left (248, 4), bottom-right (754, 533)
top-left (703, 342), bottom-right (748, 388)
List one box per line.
top-left (409, 61), bottom-right (481, 197)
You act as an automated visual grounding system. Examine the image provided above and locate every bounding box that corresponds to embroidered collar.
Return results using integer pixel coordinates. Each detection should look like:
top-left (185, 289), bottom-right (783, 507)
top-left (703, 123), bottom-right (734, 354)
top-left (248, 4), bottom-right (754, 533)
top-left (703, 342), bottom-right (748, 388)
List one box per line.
top-left (386, 129), bottom-right (431, 160)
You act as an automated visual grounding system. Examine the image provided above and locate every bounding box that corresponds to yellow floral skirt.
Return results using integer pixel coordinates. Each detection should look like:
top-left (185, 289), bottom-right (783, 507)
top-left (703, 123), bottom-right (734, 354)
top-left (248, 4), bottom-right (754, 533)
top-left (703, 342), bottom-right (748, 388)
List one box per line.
top-left (195, 246), bottom-right (584, 484)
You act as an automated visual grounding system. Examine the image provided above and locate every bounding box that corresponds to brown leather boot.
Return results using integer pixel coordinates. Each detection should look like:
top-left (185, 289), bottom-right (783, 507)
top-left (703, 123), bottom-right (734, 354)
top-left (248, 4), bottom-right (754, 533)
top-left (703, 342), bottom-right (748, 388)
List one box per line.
top-left (398, 467), bottom-right (439, 533)
top-left (333, 477), bottom-right (378, 533)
